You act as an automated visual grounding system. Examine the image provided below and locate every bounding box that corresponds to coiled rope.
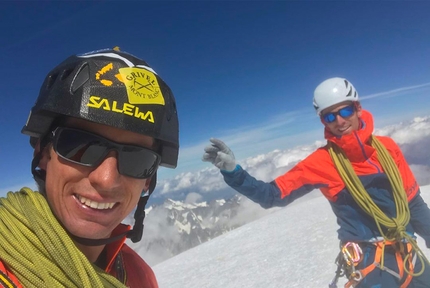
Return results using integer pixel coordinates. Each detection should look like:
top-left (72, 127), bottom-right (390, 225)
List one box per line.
top-left (328, 136), bottom-right (429, 276)
top-left (0, 188), bottom-right (127, 288)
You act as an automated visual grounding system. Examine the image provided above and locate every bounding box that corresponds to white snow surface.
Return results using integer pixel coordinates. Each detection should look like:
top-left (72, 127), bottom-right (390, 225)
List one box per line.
top-left (153, 186), bottom-right (430, 288)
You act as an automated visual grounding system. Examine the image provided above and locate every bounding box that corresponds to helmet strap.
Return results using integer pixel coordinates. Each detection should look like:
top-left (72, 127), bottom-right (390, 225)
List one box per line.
top-left (31, 132), bottom-right (53, 190)
top-left (128, 172), bottom-right (157, 243)
top-left (31, 153), bottom-right (46, 188)
top-left (72, 231), bottom-right (130, 246)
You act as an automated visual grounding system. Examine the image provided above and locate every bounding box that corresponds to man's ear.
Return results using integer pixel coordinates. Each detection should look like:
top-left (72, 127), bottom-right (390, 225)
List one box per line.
top-left (319, 116), bottom-right (329, 128)
top-left (142, 178), bottom-right (151, 192)
top-left (355, 102), bottom-right (362, 117)
top-left (144, 172), bottom-right (158, 194)
top-left (35, 139), bottom-right (50, 170)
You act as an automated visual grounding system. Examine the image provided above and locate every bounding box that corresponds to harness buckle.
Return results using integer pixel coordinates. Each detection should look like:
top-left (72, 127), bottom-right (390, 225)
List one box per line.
top-left (350, 271), bottom-right (363, 282)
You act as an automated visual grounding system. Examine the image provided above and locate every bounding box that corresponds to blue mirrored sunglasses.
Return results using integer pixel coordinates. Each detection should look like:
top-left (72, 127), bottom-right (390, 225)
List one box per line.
top-left (322, 105), bottom-right (355, 123)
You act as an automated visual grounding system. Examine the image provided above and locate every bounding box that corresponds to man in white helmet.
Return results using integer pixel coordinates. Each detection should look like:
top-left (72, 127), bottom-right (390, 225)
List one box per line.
top-left (203, 77), bottom-right (430, 287)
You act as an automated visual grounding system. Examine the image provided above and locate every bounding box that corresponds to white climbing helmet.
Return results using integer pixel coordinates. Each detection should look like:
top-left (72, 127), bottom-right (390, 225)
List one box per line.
top-left (313, 77), bottom-right (359, 115)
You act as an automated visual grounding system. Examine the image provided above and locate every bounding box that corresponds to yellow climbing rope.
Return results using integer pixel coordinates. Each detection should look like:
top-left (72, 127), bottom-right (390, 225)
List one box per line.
top-left (0, 188), bottom-right (127, 288)
top-left (328, 135), bottom-right (429, 276)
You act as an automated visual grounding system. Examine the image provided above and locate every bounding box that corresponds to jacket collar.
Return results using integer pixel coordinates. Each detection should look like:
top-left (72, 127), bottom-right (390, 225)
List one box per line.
top-left (105, 223), bottom-right (131, 272)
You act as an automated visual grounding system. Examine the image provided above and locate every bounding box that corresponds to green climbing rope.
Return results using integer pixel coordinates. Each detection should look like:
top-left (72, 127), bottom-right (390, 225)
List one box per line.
top-left (328, 135), bottom-right (429, 276)
top-left (0, 188), bottom-right (127, 288)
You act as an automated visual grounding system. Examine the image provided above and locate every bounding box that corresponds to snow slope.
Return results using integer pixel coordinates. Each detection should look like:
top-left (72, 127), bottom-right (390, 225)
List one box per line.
top-left (153, 186), bottom-right (430, 288)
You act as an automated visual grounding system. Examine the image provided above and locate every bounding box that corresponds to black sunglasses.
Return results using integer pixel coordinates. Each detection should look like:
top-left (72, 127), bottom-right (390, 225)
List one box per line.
top-left (51, 127), bottom-right (160, 179)
top-left (322, 104), bottom-right (355, 124)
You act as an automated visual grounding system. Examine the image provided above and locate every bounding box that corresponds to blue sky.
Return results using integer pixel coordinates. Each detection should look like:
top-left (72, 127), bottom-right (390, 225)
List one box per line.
top-left (1, 1), bottom-right (430, 195)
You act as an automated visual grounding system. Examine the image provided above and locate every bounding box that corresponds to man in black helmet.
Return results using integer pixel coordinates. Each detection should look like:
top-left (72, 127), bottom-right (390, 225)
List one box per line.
top-left (0, 48), bottom-right (179, 288)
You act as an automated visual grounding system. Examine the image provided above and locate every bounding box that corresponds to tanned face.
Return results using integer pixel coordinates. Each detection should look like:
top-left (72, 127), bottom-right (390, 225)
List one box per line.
top-left (38, 118), bottom-right (153, 240)
top-left (321, 101), bottom-right (362, 136)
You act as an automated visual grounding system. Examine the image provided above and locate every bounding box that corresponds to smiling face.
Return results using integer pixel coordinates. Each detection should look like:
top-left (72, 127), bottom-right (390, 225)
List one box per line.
top-left (321, 101), bottom-right (362, 136)
top-left (38, 118), bottom-right (153, 240)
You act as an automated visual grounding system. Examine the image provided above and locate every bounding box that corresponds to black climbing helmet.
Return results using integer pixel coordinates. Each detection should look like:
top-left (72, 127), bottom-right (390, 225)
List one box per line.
top-left (22, 48), bottom-right (179, 168)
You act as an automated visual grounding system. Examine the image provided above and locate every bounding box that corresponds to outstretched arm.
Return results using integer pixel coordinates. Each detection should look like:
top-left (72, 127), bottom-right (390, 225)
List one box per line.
top-left (221, 165), bottom-right (310, 208)
top-left (202, 138), bottom-right (316, 208)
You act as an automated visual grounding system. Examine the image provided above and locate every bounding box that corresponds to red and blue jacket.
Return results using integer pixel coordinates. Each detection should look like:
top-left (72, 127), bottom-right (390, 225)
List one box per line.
top-left (222, 110), bottom-right (430, 245)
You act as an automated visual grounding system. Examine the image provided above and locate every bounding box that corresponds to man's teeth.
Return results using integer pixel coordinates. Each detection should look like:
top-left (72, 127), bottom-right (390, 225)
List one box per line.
top-left (77, 195), bottom-right (115, 209)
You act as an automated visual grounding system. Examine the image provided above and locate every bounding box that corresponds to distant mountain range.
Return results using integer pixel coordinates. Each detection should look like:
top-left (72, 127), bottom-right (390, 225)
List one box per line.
top-left (127, 194), bottom-right (276, 266)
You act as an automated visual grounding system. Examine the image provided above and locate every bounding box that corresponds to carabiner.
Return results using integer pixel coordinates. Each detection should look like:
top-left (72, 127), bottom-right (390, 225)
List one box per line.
top-left (342, 242), bottom-right (363, 266)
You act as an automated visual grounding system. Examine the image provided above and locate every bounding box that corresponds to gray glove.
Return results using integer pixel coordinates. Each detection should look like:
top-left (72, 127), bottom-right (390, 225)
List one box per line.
top-left (202, 138), bottom-right (236, 171)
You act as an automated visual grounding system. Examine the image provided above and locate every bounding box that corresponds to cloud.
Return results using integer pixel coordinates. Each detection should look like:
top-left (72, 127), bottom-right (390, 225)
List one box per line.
top-left (360, 82), bottom-right (430, 101)
top-left (185, 192), bottom-right (203, 204)
top-left (127, 207), bottom-right (183, 265)
top-left (375, 116), bottom-right (430, 144)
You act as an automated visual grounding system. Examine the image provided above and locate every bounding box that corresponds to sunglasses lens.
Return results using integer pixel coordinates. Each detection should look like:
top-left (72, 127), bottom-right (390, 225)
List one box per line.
top-left (339, 105), bottom-right (354, 118)
top-left (54, 128), bottom-right (159, 179)
top-left (55, 129), bottom-right (108, 166)
top-left (323, 113), bottom-right (336, 123)
top-left (119, 147), bottom-right (159, 178)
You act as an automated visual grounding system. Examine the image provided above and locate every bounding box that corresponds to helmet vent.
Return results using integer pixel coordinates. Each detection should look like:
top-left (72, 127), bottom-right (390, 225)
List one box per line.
top-left (46, 73), bottom-right (58, 89)
top-left (61, 68), bottom-right (74, 81)
top-left (346, 87), bottom-right (352, 97)
top-left (71, 64), bottom-right (89, 93)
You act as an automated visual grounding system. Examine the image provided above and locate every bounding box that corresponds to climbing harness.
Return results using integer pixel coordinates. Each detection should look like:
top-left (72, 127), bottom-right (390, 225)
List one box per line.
top-left (327, 135), bottom-right (429, 287)
top-left (344, 241), bottom-right (416, 288)
top-left (330, 240), bottom-right (419, 288)
top-left (0, 188), bottom-right (127, 288)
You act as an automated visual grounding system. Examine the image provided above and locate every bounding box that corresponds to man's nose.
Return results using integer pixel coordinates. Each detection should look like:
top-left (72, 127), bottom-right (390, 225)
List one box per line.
top-left (335, 114), bottom-right (346, 124)
top-left (88, 151), bottom-right (121, 190)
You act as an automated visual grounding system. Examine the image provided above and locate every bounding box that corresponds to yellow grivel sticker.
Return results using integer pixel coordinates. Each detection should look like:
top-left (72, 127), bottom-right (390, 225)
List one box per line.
top-left (119, 67), bottom-right (165, 105)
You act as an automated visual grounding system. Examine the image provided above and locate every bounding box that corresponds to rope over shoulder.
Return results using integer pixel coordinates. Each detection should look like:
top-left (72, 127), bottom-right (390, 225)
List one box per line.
top-left (328, 135), bottom-right (429, 277)
top-left (0, 188), bottom-right (127, 288)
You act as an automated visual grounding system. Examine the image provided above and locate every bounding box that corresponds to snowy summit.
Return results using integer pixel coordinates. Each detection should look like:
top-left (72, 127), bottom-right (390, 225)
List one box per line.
top-left (154, 187), bottom-right (430, 288)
